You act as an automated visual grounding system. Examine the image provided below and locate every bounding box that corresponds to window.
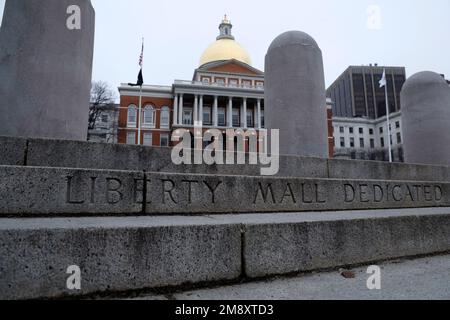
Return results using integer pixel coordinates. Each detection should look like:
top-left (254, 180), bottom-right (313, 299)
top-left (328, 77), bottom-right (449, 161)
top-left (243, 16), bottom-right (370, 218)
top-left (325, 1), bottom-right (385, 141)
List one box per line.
top-left (229, 79), bottom-right (238, 87)
top-left (142, 105), bottom-right (156, 128)
top-left (369, 128), bottom-right (374, 135)
top-left (242, 80), bottom-right (252, 88)
top-left (201, 77), bottom-right (210, 84)
top-left (340, 137), bottom-right (345, 148)
top-left (183, 109), bottom-right (192, 125)
top-left (397, 132), bottom-right (402, 144)
top-left (101, 114), bottom-right (108, 123)
top-left (261, 110), bottom-right (265, 128)
top-left (160, 106), bottom-right (170, 129)
top-left (390, 135), bottom-right (393, 146)
top-left (396, 121), bottom-right (400, 129)
top-left (370, 139), bottom-right (375, 149)
top-left (399, 148), bottom-right (404, 162)
top-left (160, 134), bottom-right (169, 147)
top-left (359, 128), bottom-right (364, 134)
top-left (216, 78), bottom-right (225, 86)
top-left (143, 133), bottom-right (153, 146)
top-left (349, 127), bottom-right (354, 134)
top-left (339, 127), bottom-right (344, 134)
top-left (126, 132), bottom-right (136, 145)
top-left (379, 127), bottom-right (384, 134)
top-left (380, 137), bottom-right (385, 148)
top-left (247, 110), bottom-right (254, 127)
top-left (232, 109), bottom-right (240, 127)
top-left (256, 81), bottom-right (264, 89)
top-left (350, 138), bottom-right (355, 148)
top-left (360, 138), bottom-right (365, 148)
top-left (218, 108), bottom-right (226, 126)
top-left (203, 107), bottom-right (212, 125)
top-left (127, 105), bottom-right (137, 126)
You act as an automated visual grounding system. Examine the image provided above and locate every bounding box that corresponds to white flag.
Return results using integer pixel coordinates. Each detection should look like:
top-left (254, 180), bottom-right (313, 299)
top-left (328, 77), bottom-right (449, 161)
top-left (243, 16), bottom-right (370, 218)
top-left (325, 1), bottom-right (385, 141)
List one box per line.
top-left (379, 69), bottom-right (387, 88)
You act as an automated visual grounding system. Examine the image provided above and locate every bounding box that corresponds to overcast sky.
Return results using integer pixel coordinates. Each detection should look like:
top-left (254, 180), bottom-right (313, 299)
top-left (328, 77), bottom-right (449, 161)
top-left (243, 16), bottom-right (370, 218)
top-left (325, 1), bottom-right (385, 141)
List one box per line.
top-left (1, 0), bottom-right (450, 91)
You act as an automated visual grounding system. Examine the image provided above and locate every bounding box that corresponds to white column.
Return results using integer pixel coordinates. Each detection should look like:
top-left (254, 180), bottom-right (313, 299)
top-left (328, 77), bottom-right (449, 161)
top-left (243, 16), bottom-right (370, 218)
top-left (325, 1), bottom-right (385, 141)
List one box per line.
top-left (242, 98), bottom-right (247, 128)
top-left (193, 95), bottom-right (198, 126)
top-left (199, 95), bottom-right (204, 126)
top-left (227, 97), bottom-right (233, 127)
top-left (257, 99), bottom-right (262, 129)
top-left (213, 96), bottom-right (218, 127)
top-left (173, 94), bottom-right (179, 126)
top-left (178, 94), bottom-right (184, 125)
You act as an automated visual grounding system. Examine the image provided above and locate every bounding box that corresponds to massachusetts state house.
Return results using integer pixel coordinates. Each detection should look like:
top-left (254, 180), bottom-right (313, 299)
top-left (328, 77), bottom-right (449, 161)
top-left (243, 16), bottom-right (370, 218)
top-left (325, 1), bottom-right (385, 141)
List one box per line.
top-left (118, 16), bottom-right (267, 148)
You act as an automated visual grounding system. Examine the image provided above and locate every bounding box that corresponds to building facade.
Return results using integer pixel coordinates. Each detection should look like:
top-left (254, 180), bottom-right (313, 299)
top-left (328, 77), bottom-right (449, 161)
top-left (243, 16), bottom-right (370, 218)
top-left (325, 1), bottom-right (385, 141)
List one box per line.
top-left (327, 65), bottom-right (406, 162)
top-left (327, 65), bottom-right (406, 119)
top-left (332, 112), bottom-right (403, 161)
top-left (87, 104), bottom-right (119, 143)
top-left (118, 17), bottom-right (392, 160)
top-left (118, 16), bottom-right (267, 149)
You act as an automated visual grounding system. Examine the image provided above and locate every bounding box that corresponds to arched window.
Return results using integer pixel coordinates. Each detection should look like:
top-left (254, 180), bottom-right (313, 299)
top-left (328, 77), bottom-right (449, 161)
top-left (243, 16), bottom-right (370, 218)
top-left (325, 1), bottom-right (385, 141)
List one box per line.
top-left (127, 105), bottom-right (137, 127)
top-left (160, 106), bottom-right (170, 128)
top-left (142, 105), bottom-right (156, 128)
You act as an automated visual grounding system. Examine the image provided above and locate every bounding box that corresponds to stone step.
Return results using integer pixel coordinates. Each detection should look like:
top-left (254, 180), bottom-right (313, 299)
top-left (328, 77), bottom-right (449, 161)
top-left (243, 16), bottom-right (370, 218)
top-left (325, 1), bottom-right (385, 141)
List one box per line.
top-left (2, 135), bottom-right (450, 181)
top-left (1, 165), bottom-right (450, 216)
top-left (1, 207), bottom-right (449, 299)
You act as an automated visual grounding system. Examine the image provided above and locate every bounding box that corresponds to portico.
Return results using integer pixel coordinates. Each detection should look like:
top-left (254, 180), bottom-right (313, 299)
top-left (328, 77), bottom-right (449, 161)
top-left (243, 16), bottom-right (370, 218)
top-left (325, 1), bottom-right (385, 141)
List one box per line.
top-left (173, 90), bottom-right (264, 130)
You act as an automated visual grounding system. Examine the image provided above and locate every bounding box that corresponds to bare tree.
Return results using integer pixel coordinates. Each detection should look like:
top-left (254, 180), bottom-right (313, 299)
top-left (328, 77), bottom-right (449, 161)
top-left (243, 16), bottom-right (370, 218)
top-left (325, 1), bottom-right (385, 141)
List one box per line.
top-left (89, 81), bottom-right (117, 130)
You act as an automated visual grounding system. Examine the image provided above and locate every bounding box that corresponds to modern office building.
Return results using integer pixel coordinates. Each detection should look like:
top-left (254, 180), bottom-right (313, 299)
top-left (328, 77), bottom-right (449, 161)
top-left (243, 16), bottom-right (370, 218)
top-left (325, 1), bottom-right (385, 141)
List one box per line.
top-left (327, 65), bottom-right (406, 119)
top-left (327, 65), bottom-right (406, 162)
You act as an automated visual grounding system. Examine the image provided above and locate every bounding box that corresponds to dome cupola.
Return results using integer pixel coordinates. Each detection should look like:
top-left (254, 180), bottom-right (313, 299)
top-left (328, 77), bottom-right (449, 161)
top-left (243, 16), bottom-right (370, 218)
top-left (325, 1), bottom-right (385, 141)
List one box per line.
top-left (199, 15), bottom-right (252, 67)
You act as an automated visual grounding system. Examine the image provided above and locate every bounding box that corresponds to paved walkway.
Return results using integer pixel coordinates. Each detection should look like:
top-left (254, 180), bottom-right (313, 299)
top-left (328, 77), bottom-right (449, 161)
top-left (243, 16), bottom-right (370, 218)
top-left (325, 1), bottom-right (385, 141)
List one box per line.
top-left (133, 254), bottom-right (450, 300)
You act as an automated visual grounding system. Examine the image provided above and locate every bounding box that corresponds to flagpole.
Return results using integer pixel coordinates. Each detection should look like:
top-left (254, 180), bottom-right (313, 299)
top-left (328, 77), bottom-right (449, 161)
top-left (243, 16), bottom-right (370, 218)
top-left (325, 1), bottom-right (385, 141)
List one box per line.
top-left (138, 82), bottom-right (142, 145)
top-left (384, 70), bottom-right (393, 163)
top-left (137, 38), bottom-right (144, 146)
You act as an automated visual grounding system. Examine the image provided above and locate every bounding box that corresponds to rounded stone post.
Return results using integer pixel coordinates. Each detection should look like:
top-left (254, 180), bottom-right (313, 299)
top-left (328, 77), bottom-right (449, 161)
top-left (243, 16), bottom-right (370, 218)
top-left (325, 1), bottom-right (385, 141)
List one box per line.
top-left (265, 31), bottom-right (328, 158)
top-left (0, 0), bottom-right (95, 141)
top-left (401, 71), bottom-right (450, 166)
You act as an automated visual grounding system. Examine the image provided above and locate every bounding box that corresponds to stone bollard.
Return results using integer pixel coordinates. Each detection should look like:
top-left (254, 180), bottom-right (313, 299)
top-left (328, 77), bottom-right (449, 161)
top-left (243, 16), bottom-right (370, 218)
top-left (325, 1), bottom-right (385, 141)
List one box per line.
top-left (401, 71), bottom-right (450, 166)
top-left (0, 0), bottom-right (95, 141)
top-left (265, 31), bottom-right (328, 158)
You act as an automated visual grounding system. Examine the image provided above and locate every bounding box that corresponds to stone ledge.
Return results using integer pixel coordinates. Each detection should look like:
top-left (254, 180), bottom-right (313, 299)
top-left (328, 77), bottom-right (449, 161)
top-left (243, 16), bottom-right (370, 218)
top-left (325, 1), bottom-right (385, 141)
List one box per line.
top-left (244, 213), bottom-right (450, 278)
top-left (0, 208), bottom-right (449, 299)
top-left (0, 136), bottom-right (27, 166)
top-left (0, 166), bottom-right (143, 215)
top-left (2, 135), bottom-right (450, 181)
top-left (25, 137), bottom-right (328, 178)
top-left (1, 165), bottom-right (450, 216)
top-left (328, 158), bottom-right (450, 182)
top-left (0, 220), bottom-right (241, 300)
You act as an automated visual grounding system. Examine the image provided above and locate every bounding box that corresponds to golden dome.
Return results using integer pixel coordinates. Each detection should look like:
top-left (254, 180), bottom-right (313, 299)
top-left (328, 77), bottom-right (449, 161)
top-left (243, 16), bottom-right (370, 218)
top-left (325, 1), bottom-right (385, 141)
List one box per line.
top-left (199, 16), bottom-right (252, 67)
top-left (199, 39), bottom-right (252, 67)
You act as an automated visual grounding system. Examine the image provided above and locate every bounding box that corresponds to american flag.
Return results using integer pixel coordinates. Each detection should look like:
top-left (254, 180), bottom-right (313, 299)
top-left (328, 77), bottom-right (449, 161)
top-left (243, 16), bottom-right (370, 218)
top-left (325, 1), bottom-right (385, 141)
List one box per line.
top-left (138, 38), bottom-right (144, 68)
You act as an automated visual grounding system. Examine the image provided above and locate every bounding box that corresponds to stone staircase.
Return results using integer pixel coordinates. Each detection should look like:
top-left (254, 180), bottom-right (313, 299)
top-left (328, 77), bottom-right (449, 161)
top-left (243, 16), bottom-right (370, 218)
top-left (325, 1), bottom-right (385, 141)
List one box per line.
top-left (1, 136), bottom-right (449, 299)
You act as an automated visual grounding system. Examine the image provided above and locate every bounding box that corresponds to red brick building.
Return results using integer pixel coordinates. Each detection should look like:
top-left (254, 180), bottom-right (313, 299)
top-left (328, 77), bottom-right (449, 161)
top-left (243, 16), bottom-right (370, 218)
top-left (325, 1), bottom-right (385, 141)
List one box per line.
top-left (118, 16), bottom-right (333, 157)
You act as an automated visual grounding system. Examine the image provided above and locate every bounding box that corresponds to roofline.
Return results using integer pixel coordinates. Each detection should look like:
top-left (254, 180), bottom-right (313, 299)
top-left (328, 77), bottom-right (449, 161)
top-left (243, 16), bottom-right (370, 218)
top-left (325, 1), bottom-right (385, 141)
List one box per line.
top-left (327, 65), bottom-right (406, 92)
top-left (194, 59), bottom-right (264, 81)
